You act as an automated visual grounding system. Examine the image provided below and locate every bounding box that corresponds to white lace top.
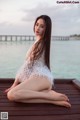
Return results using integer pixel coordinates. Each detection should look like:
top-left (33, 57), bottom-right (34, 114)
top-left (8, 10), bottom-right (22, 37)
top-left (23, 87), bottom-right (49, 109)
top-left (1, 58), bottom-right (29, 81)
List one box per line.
top-left (15, 40), bottom-right (54, 85)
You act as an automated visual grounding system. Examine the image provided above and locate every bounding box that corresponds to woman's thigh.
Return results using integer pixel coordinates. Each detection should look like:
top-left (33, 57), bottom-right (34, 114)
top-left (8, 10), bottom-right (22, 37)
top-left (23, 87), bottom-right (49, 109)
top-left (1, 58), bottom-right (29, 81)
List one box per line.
top-left (11, 75), bottom-right (52, 92)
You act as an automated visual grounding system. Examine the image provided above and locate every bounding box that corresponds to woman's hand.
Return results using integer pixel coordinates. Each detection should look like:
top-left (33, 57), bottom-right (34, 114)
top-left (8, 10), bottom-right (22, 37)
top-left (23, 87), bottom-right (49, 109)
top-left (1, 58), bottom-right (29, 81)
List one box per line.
top-left (4, 79), bottom-right (19, 93)
top-left (4, 83), bottom-right (16, 93)
top-left (4, 87), bottom-right (12, 93)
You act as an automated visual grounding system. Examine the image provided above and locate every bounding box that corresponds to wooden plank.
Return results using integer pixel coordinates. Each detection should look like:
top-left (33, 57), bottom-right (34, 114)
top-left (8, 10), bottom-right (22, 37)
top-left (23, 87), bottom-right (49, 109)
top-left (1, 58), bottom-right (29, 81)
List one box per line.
top-left (7, 114), bottom-right (80, 120)
top-left (0, 105), bottom-right (80, 115)
top-left (0, 98), bottom-right (80, 105)
top-left (0, 78), bottom-right (80, 120)
top-left (72, 79), bottom-right (80, 89)
top-left (0, 78), bottom-right (14, 83)
top-left (0, 78), bottom-right (74, 83)
top-left (0, 98), bottom-right (80, 106)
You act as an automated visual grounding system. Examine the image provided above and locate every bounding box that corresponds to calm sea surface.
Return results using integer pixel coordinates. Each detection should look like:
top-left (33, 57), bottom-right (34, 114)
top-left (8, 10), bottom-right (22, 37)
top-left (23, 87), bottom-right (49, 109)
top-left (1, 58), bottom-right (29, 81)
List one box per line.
top-left (0, 40), bottom-right (80, 80)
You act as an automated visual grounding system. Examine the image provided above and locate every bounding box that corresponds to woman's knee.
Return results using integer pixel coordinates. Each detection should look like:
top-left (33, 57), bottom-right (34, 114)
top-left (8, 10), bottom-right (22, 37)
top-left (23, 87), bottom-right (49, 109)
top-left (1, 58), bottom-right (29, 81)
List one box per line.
top-left (7, 89), bottom-right (32, 101)
top-left (7, 89), bottom-right (18, 101)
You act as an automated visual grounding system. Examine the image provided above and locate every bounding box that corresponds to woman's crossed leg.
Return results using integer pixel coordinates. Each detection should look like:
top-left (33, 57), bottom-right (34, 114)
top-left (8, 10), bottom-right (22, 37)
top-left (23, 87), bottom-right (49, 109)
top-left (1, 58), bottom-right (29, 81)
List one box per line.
top-left (7, 75), bottom-right (71, 108)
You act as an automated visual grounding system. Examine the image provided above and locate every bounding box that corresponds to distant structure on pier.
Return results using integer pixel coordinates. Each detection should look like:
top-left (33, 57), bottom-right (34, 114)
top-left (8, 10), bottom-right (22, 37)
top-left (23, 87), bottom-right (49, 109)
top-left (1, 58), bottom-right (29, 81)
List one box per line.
top-left (0, 35), bottom-right (35, 41)
top-left (52, 36), bottom-right (69, 41)
top-left (0, 35), bottom-right (70, 41)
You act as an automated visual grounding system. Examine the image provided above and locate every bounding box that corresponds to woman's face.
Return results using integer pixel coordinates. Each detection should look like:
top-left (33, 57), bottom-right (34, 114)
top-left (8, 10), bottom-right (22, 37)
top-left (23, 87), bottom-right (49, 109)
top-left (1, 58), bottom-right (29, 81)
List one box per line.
top-left (34, 18), bottom-right (46, 38)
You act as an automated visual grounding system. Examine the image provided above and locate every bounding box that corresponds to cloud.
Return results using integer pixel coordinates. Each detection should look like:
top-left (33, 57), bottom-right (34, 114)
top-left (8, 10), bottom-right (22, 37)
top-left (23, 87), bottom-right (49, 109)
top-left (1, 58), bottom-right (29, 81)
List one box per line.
top-left (0, 22), bottom-right (8, 26)
top-left (21, 3), bottom-right (80, 35)
top-left (0, 1), bottom-right (80, 35)
top-left (22, 3), bottom-right (80, 24)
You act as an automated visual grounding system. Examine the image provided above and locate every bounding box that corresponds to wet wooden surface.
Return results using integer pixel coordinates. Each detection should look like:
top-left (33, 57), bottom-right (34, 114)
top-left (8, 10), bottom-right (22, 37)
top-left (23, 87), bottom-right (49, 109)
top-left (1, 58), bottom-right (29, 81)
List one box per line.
top-left (0, 78), bottom-right (80, 120)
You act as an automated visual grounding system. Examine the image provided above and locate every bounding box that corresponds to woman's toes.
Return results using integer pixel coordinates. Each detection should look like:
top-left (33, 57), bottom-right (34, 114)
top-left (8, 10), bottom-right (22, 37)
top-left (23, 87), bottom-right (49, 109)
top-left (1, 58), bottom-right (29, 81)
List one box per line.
top-left (64, 102), bottom-right (71, 108)
top-left (60, 101), bottom-right (71, 108)
top-left (52, 100), bottom-right (71, 108)
top-left (49, 90), bottom-right (69, 101)
top-left (61, 94), bottom-right (69, 101)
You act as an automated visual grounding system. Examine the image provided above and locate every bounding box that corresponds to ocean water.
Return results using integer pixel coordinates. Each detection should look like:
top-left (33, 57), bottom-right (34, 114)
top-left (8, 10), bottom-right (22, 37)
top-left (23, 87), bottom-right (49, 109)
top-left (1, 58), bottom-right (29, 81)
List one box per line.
top-left (0, 40), bottom-right (80, 80)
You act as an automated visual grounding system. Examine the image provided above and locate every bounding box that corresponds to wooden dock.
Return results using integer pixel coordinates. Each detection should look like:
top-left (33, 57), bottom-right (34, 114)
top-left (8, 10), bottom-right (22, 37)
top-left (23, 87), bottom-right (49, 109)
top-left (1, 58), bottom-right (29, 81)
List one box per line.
top-left (0, 78), bottom-right (80, 120)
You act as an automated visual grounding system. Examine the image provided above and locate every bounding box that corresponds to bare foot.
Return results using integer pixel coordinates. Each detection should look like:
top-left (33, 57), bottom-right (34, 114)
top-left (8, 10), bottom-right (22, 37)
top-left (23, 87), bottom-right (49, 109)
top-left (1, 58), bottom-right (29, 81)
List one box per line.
top-left (48, 90), bottom-right (69, 101)
top-left (52, 100), bottom-right (71, 108)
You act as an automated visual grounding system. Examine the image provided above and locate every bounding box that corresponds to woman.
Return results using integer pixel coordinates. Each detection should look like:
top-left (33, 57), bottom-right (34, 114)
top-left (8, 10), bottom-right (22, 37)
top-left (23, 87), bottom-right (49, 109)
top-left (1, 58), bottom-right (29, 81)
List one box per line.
top-left (5, 15), bottom-right (71, 108)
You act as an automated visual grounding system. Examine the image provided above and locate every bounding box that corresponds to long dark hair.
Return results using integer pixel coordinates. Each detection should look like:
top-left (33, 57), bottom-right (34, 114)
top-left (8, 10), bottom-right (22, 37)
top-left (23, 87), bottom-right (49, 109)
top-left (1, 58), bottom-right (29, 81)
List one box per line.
top-left (30, 15), bottom-right (52, 70)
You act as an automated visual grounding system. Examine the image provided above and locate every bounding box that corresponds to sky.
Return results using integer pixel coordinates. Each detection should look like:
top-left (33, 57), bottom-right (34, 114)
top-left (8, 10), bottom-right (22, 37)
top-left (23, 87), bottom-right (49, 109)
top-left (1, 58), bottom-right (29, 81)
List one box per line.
top-left (0, 0), bottom-right (80, 36)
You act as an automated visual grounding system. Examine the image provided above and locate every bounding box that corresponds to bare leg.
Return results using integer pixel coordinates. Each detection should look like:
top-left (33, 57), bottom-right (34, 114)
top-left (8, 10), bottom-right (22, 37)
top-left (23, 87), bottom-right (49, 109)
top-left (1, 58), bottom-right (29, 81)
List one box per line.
top-left (7, 75), bottom-right (71, 108)
top-left (16, 98), bottom-right (71, 108)
top-left (7, 88), bottom-right (69, 102)
top-left (14, 89), bottom-right (71, 108)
